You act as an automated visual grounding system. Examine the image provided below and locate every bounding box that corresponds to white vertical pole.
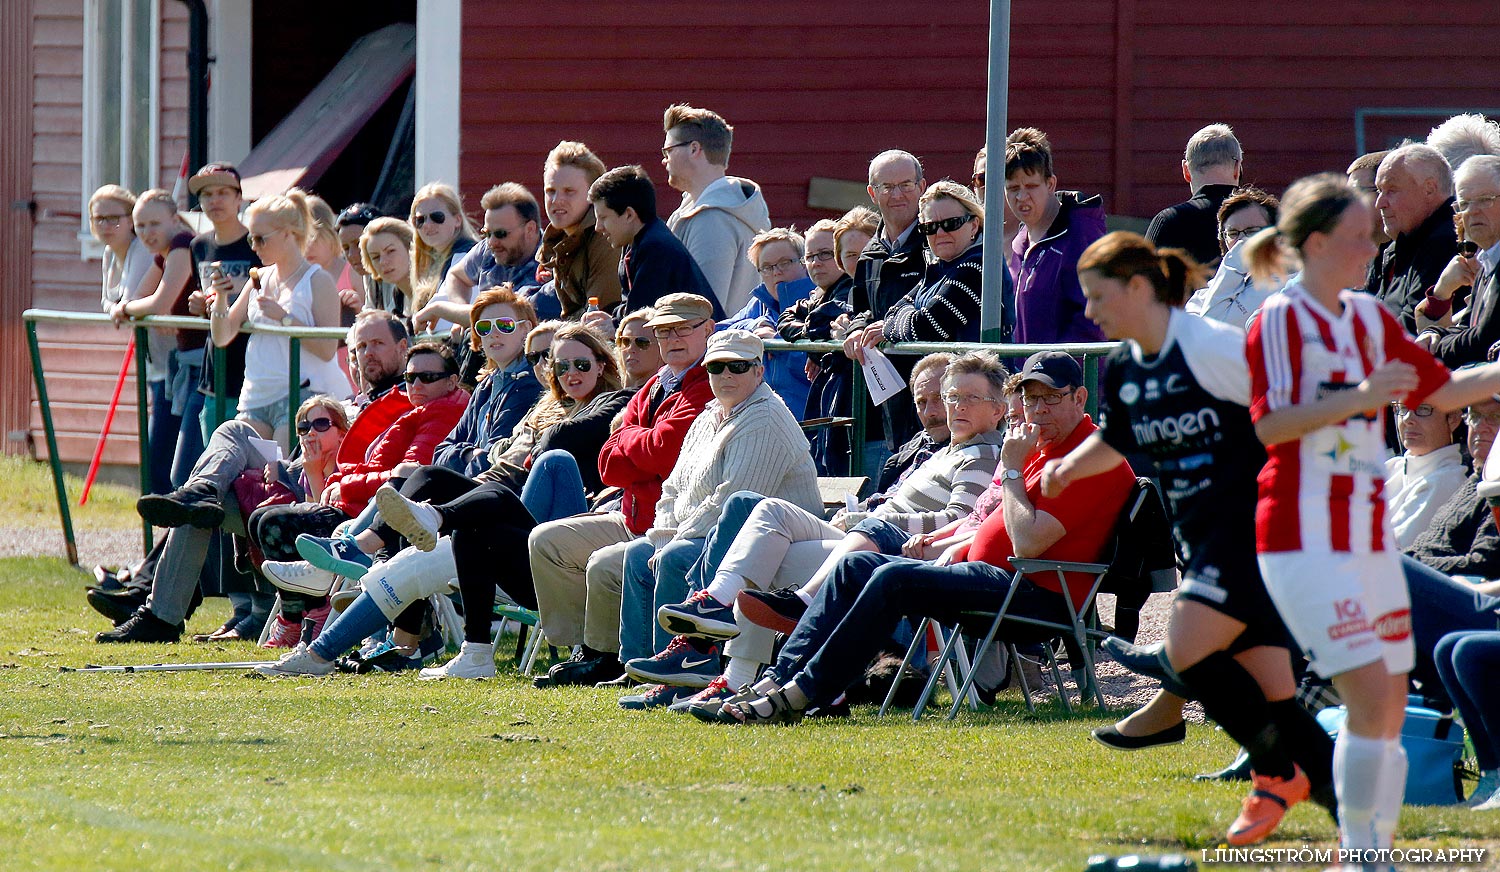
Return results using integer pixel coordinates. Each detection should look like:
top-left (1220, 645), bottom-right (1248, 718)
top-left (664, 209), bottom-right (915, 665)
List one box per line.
top-left (415, 0), bottom-right (462, 188)
top-left (979, 0), bottom-right (1011, 342)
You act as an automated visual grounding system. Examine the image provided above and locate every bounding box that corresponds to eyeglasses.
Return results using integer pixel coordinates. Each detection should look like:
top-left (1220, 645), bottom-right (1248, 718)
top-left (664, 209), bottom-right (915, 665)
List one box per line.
top-left (1021, 390), bottom-right (1073, 408)
top-left (942, 391), bottom-right (998, 407)
top-left (247, 231), bottom-right (278, 247)
top-left (757, 258), bottom-right (800, 276)
top-left (651, 319), bottom-right (708, 339)
top-left (1456, 195), bottom-right (1500, 214)
top-left (802, 249), bottom-right (837, 264)
top-left (412, 211), bottom-right (447, 228)
top-left (873, 180), bottom-right (920, 196)
top-left (1222, 225), bottom-right (1268, 242)
top-left (661, 141), bottom-right (694, 159)
top-left (473, 317), bottom-right (521, 337)
top-left (616, 336), bottom-right (654, 350)
top-left (706, 360), bottom-right (759, 375)
top-left (553, 357), bottom-right (595, 376)
top-left (1391, 403), bottom-right (1435, 418)
top-left (91, 214), bottom-right (127, 227)
top-left (296, 417), bottom-right (336, 435)
top-left (917, 214), bottom-right (976, 237)
top-left (972, 172), bottom-right (986, 189)
top-left (402, 370), bottom-right (452, 385)
top-left (1466, 410), bottom-right (1500, 427)
top-left (525, 350), bottom-right (550, 367)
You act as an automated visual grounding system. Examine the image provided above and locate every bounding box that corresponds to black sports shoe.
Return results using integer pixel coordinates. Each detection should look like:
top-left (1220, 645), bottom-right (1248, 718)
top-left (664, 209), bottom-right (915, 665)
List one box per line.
top-left (136, 481), bottom-right (225, 529)
top-left (533, 648), bottom-right (623, 688)
top-left (87, 586), bottom-right (149, 626)
top-left (736, 588), bottom-right (807, 635)
top-left (95, 607), bottom-right (183, 643)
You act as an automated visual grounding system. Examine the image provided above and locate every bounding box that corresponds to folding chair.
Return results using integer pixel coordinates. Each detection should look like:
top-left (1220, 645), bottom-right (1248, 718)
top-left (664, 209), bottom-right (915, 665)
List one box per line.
top-left (490, 604), bottom-right (555, 676)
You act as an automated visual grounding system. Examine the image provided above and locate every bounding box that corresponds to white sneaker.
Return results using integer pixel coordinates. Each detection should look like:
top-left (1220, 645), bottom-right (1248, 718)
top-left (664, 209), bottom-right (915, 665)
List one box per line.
top-left (375, 484), bottom-right (442, 552)
top-left (254, 643), bottom-right (334, 677)
top-left (418, 641), bottom-right (496, 680)
top-left (261, 560), bottom-right (337, 596)
top-left (1467, 769), bottom-right (1500, 807)
top-left (1475, 789), bottom-right (1500, 811)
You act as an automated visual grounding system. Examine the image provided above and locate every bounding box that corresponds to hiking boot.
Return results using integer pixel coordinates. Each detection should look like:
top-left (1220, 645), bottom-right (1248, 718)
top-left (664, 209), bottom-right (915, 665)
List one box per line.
top-left (533, 648), bottom-right (623, 688)
top-left (253, 643), bottom-right (335, 677)
top-left (619, 683), bottom-right (694, 710)
top-left (623, 635), bottom-right (720, 688)
top-left (261, 615), bottom-right (302, 649)
top-left (658, 589), bottom-right (740, 640)
top-left (87, 586), bottom-right (149, 626)
top-left (260, 560), bottom-right (337, 597)
top-left (375, 484), bottom-right (442, 552)
top-left (95, 607), bottom-right (183, 643)
top-left (419, 641), bottom-right (497, 680)
top-left (736, 587), bottom-right (807, 634)
top-left (136, 481), bottom-right (224, 529)
top-left (296, 533), bottom-right (373, 580)
top-left (1226, 766), bottom-right (1311, 846)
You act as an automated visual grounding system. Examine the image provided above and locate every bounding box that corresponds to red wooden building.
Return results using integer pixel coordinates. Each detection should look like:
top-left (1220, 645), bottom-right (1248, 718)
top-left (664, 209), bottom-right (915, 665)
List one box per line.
top-left (5, 0), bottom-right (1498, 470)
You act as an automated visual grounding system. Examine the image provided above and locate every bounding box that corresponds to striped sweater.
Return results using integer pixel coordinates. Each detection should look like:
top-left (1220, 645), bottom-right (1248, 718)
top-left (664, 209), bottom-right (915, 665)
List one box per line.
top-left (843, 428), bottom-right (1004, 534)
top-left (883, 241), bottom-right (984, 343)
top-left (648, 382), bottom-right (822, 546)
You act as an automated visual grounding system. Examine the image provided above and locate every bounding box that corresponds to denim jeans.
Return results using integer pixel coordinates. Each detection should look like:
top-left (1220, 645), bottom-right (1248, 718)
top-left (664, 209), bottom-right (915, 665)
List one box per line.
top-left (311, 593), bottom-right (388, 661)
top-left (1433, 630), bottom-right (1500, 771)
top-left (682, 491), bottom-right (768, 594)
top-left (520, 449), bottom-right (590, 524)
top-left (1402, 555), bottom-right (1500, 703)
top-left (619, 536), bottom-right (707, 663)
top-left (168, 348), bottom-right (206, 487)
top-left (146, 379), bottom-right (179, 494)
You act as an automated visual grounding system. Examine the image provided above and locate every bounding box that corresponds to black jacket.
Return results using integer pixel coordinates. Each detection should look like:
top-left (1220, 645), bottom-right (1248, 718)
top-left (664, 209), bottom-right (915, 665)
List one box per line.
top-left (617, 219), bottom-right (725, 320)
top-left (846, 222), bottom-right (927, 333)
top-left (1145, 183), bottom-right (1236, 268)
top-left (1407, 475), bottom-right (1500, 578)
top-left (778, 274), bottom-right (853, 343)
top-left (1431, 267), bottom-right (1500, 369)
top-left (530, 388), bottom-right (638, 496)
top-left (1367, 199), bottom-right (1457, 334)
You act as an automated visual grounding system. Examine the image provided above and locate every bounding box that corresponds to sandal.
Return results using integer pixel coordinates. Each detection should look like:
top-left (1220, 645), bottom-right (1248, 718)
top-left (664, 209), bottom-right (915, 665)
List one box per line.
top-left (723, 688), bottom-right (805, 726)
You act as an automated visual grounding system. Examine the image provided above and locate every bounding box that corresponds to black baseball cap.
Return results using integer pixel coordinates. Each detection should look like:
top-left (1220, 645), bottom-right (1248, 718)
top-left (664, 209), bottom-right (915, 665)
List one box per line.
top-left (188, 162), bottom-right (242, 196)
top-left (1016, 350), bottom-right (1083, 391)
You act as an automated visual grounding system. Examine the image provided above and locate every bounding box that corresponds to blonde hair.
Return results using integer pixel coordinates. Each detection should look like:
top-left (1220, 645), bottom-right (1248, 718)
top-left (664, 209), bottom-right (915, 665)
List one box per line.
top-left (919, 180), bottom-right (985, 229)
top-left (359, 217), bottom-right (414, 282)
top-left (304, 193), bottom-right (341, 254)
top-left (747, 226), bottom-right (805, 265)
top-left (834, 206), bottom-right (879, 262)
top-left (544, 141), bottom-right (607, 184)
top-left (132, 188), bottom-right (194, 236)
top-left (88, 185), bottom-right (137, 242)
top-left (245, 187), bottom-right (316, 248)
top-left (409, 182), bottom-right (479, 310)
top-left (1243, 173), bottom-right (1361, 284)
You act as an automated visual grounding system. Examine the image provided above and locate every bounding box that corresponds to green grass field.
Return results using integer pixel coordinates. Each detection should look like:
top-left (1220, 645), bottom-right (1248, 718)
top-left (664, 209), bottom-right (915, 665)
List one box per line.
top-left (1, 556), bottom-right (1497, 871)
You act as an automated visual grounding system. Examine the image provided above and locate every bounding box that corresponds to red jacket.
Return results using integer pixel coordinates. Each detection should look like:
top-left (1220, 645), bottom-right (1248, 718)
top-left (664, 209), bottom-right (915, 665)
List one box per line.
top-left (327, 388), bottom-right (468, 515)
top-left (599, 365), bottom-right (713, 534)
top-left (338, 386), bottom-right (413, 467)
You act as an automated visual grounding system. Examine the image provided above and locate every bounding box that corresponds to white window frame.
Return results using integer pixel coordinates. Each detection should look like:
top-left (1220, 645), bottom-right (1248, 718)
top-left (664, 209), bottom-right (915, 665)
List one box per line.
top-left (79, 0), bottom-right (161, 259)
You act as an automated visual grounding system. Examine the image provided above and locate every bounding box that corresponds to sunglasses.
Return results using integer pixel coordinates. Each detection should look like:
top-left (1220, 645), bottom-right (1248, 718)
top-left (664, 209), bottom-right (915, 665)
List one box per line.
top-left (706, 360), bottom-right (759, 375)
top-left (474, 317), bottom-right (521, 336)
top-left (248, 231), bottom-right (278, 247)
top-left (972, 172), bottom-right (986, 188)
top-left (479, 228), bottom-right (513, 241)
top-left (553, 357), bottom-right (595, 375)
top-left (412, 211), bottom-right (447, 228)
top-left (296, 417), bottom-right (336, 435)
top-left (616, 336), bottom-right (654, 350)
top-left (525, 350), bottom-right (550, 367)
top-left (1459, 240), bottom-right (1481, 257)
top-left (916, 214), bottom-right (976, 236)
top-left (403, 370), bottom-right (452, 385)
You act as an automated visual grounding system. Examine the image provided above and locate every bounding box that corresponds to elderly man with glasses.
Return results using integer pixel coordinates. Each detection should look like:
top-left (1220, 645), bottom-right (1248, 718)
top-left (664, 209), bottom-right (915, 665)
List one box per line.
top-left (1416, 156), bottom-right (1500, 368)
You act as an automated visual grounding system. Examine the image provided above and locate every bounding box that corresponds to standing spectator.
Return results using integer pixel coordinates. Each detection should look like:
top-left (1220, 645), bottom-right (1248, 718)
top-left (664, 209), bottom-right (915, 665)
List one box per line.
top-left (660, 104), bottom-right (771, 316)
top-left (1369, 144), bottom-right (1457, 332)
top-left (973, 145), bottom-right (1021, 261)
top-left (722, 227), bottom-right (814, 418)
top-left (1426, 113), bottom-right (1500, 174)
top-left (589, 165), bottom-right (722, 319)
top-left (539, 141), bottom-right (621, 318)
top-left (1005, 128), bottom-right (1107, 346)
top-left (835, 206), bottom-right (877, 281)
top-left (417, 183), bottom-right (545, 327)
top-left (336, 202), bottom-right (391, 311)
top-left (1416, 156), bottom-right (1500, 368)
top-left (408, 182), bottom-right (478, 323)
top-left (1146, 124), bottom-right (1244, 268)
top-left (1186, 187), bottom-right (1284, 327)
top-left (883, 181), bottom-right (988, 344)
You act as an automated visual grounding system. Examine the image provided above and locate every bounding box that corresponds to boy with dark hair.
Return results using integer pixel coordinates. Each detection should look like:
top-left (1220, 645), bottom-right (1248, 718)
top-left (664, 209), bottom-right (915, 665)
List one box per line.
top-left (589, 166), bottom-right (722, 319)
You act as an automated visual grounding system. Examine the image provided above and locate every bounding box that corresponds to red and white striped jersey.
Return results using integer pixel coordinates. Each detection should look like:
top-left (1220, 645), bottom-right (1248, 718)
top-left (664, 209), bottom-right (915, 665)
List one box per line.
top-left (1247, 281), bottom-right (1449, 554)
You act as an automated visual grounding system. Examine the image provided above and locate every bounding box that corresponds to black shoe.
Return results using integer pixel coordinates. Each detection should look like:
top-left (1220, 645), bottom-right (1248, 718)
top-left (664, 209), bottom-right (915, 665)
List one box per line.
top-left (95, 607), bottom-right (183, 643)
top-left (593, 672), bottom-right (639, 689)
top-left (1193, 749), bottom-right (1252, 782)
top-left (736, 588), bottom-right (807, 634)
top-left (1101, 637), bottom-right (1193, 699)
top-left (87, 586), bottom-right (150, 626)
top-left (1089, 720), bottom-right (1186, 751)
top-left (533, 649), bottom-right (623, 688)
top-left (137, 481), bottom-right (225, 529)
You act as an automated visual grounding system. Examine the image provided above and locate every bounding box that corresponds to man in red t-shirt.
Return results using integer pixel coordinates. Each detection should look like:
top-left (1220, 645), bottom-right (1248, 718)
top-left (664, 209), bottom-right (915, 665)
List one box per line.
top-left (726, 351), bottom-right (1135, 722)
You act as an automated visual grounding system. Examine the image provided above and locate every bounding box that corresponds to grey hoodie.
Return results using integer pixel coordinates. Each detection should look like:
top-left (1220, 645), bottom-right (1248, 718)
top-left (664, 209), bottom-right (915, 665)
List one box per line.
top-left (667, 175), bottom-right (771, 315)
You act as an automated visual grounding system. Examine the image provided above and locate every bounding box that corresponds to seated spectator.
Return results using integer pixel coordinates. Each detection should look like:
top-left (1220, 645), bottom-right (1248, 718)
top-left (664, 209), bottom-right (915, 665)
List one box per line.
top-left (589, 165), bottom-right (723, 319)
top-left (538, 141), bottom-right (622, 318)
top-left (1416, 156), bottom-right (1500, 368)
top-left (417, 183), bottom-right (545, 328)
top-left (614, 307), bottom-right (664, 388)
top-left (245, 339), bottom-right (467, 646)
top-left (1186, 187), bottom-right (1285, 327)
top-left (1005, 127), bottom-right (1107, 345)
top-left (527, 294), bottom-right (717, 687)
top-left (1146, 123), bottom-right (1244, 268)
top-left (722, 227), bottom-right (815, 418)
top-left (408, 182), bottom-right (478, 325)
top-left (1432, 628), bottom-right (1500, 808)
top-left (719, 351), bottom-right (1134, 723)
top-left (1369, 144), bottom-right (1457, 332)
top-left (336, 202), bottom-right (391, 311)
top-left (661, 103), bottom-right (771, 315)
top-left (1385, 400), bottom-right (1467, 549)
top-left (359, 217), bottom-right (419, 326)
top-left (883, 181), bottom-right (988, 344)
top-left (1426, 113), bottom-right (1500, 175)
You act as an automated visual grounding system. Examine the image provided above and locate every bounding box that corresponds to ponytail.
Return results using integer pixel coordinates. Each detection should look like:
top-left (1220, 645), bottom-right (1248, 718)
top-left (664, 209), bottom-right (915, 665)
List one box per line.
top-left (1242, 226), bottom-right (1287, 285)
top-left (1155, 248), bottom-right (1200, 308)
top-left (1078, 231), bottom-right (1205, 307)
top-left (246, 187), bottom-right (315, 248)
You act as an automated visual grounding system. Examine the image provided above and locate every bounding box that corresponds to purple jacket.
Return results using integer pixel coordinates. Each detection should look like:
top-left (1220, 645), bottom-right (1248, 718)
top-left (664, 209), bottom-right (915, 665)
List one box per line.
top-left (1008, 191), bottom-right (1107, 345)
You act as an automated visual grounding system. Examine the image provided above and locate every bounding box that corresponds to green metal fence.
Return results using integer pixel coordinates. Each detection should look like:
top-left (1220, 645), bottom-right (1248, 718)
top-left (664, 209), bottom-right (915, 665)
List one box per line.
top-left (23, 307), bottom-right (1117, 566)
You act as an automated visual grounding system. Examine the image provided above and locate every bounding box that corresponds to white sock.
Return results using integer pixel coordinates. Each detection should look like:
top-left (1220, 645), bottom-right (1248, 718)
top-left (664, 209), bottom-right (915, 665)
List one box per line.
top-left (722, 656), bottom-right (757, 689)
top-left (793, 584), bottom-right (816, 605)
top-left (1372, 739), bottom-right (1406, 849)
top-left (1334, 730), bottom-right (1387, 849)
top-left (704, 571), bottom-right (748, 605)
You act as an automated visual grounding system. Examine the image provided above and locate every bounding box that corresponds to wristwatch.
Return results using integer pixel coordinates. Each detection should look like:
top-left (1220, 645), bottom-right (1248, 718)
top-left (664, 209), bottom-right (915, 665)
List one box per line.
top-left (280, 315), bottom-right (294, 327)
top-left (1000, 468), bottom-right (1022, 481)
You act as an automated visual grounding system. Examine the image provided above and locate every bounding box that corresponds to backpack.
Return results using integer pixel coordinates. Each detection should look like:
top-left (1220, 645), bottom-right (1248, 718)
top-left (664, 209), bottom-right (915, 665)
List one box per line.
top-left (1317, 704), bottom-right (1468, 805)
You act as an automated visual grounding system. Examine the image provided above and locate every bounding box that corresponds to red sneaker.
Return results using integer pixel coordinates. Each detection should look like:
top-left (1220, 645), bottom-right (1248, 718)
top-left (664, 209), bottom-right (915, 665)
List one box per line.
top-left (1227, 766), bottom-right (1311, 846)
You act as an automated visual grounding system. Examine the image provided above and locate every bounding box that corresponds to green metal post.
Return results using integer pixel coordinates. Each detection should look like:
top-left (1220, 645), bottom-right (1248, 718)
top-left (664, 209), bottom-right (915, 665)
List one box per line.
top-left (286, 336), bottom-right (301, 456)
top-left (850, 363), bottom-right (868, 476)
top-left (1084, 354), bottom-right (1099, 418)
top-left (133, 326), bottom-right (154, 554)
top-left (25, 320), bottom-right (78, 566)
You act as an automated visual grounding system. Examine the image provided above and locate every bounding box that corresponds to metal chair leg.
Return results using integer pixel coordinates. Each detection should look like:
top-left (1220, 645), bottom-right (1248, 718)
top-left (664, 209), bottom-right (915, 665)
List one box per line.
top-left (912, 622), bottom-right (962, 721)
top-left (879, 617), bottom-right (929, 717)
top-left (1044, 639), bottom-right (1073, 713)
top-left (1008, 643), bottom-right (1038, 714)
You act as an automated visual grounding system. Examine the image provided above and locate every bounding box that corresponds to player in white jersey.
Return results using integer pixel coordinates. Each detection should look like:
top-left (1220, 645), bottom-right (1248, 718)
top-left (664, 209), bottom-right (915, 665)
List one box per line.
top-left (1243, 173), bottom-right (1500, 864)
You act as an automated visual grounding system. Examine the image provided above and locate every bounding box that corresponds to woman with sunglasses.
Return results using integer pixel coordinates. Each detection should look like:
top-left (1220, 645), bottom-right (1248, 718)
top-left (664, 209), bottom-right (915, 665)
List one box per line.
top-left (408, 182), bottom-right (478, 324)
top-left (615, 308), bottom-right (665, 387)
top-left (208, 189), bottom-right (351, 443)
top-left (359, 217), bottom-right (418, 324)
top-left (881, 181), bottom-right (989, 345)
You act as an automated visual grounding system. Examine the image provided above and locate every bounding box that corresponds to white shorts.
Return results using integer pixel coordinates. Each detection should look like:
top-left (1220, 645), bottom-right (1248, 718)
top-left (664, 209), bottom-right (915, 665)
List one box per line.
top-left (1256, 550), bottom-right (1413, 679)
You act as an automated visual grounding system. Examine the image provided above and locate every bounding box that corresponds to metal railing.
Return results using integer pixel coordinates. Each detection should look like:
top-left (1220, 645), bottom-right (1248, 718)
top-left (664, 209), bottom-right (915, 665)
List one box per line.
top-left (23, 307), bottom-right (1118, 566)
